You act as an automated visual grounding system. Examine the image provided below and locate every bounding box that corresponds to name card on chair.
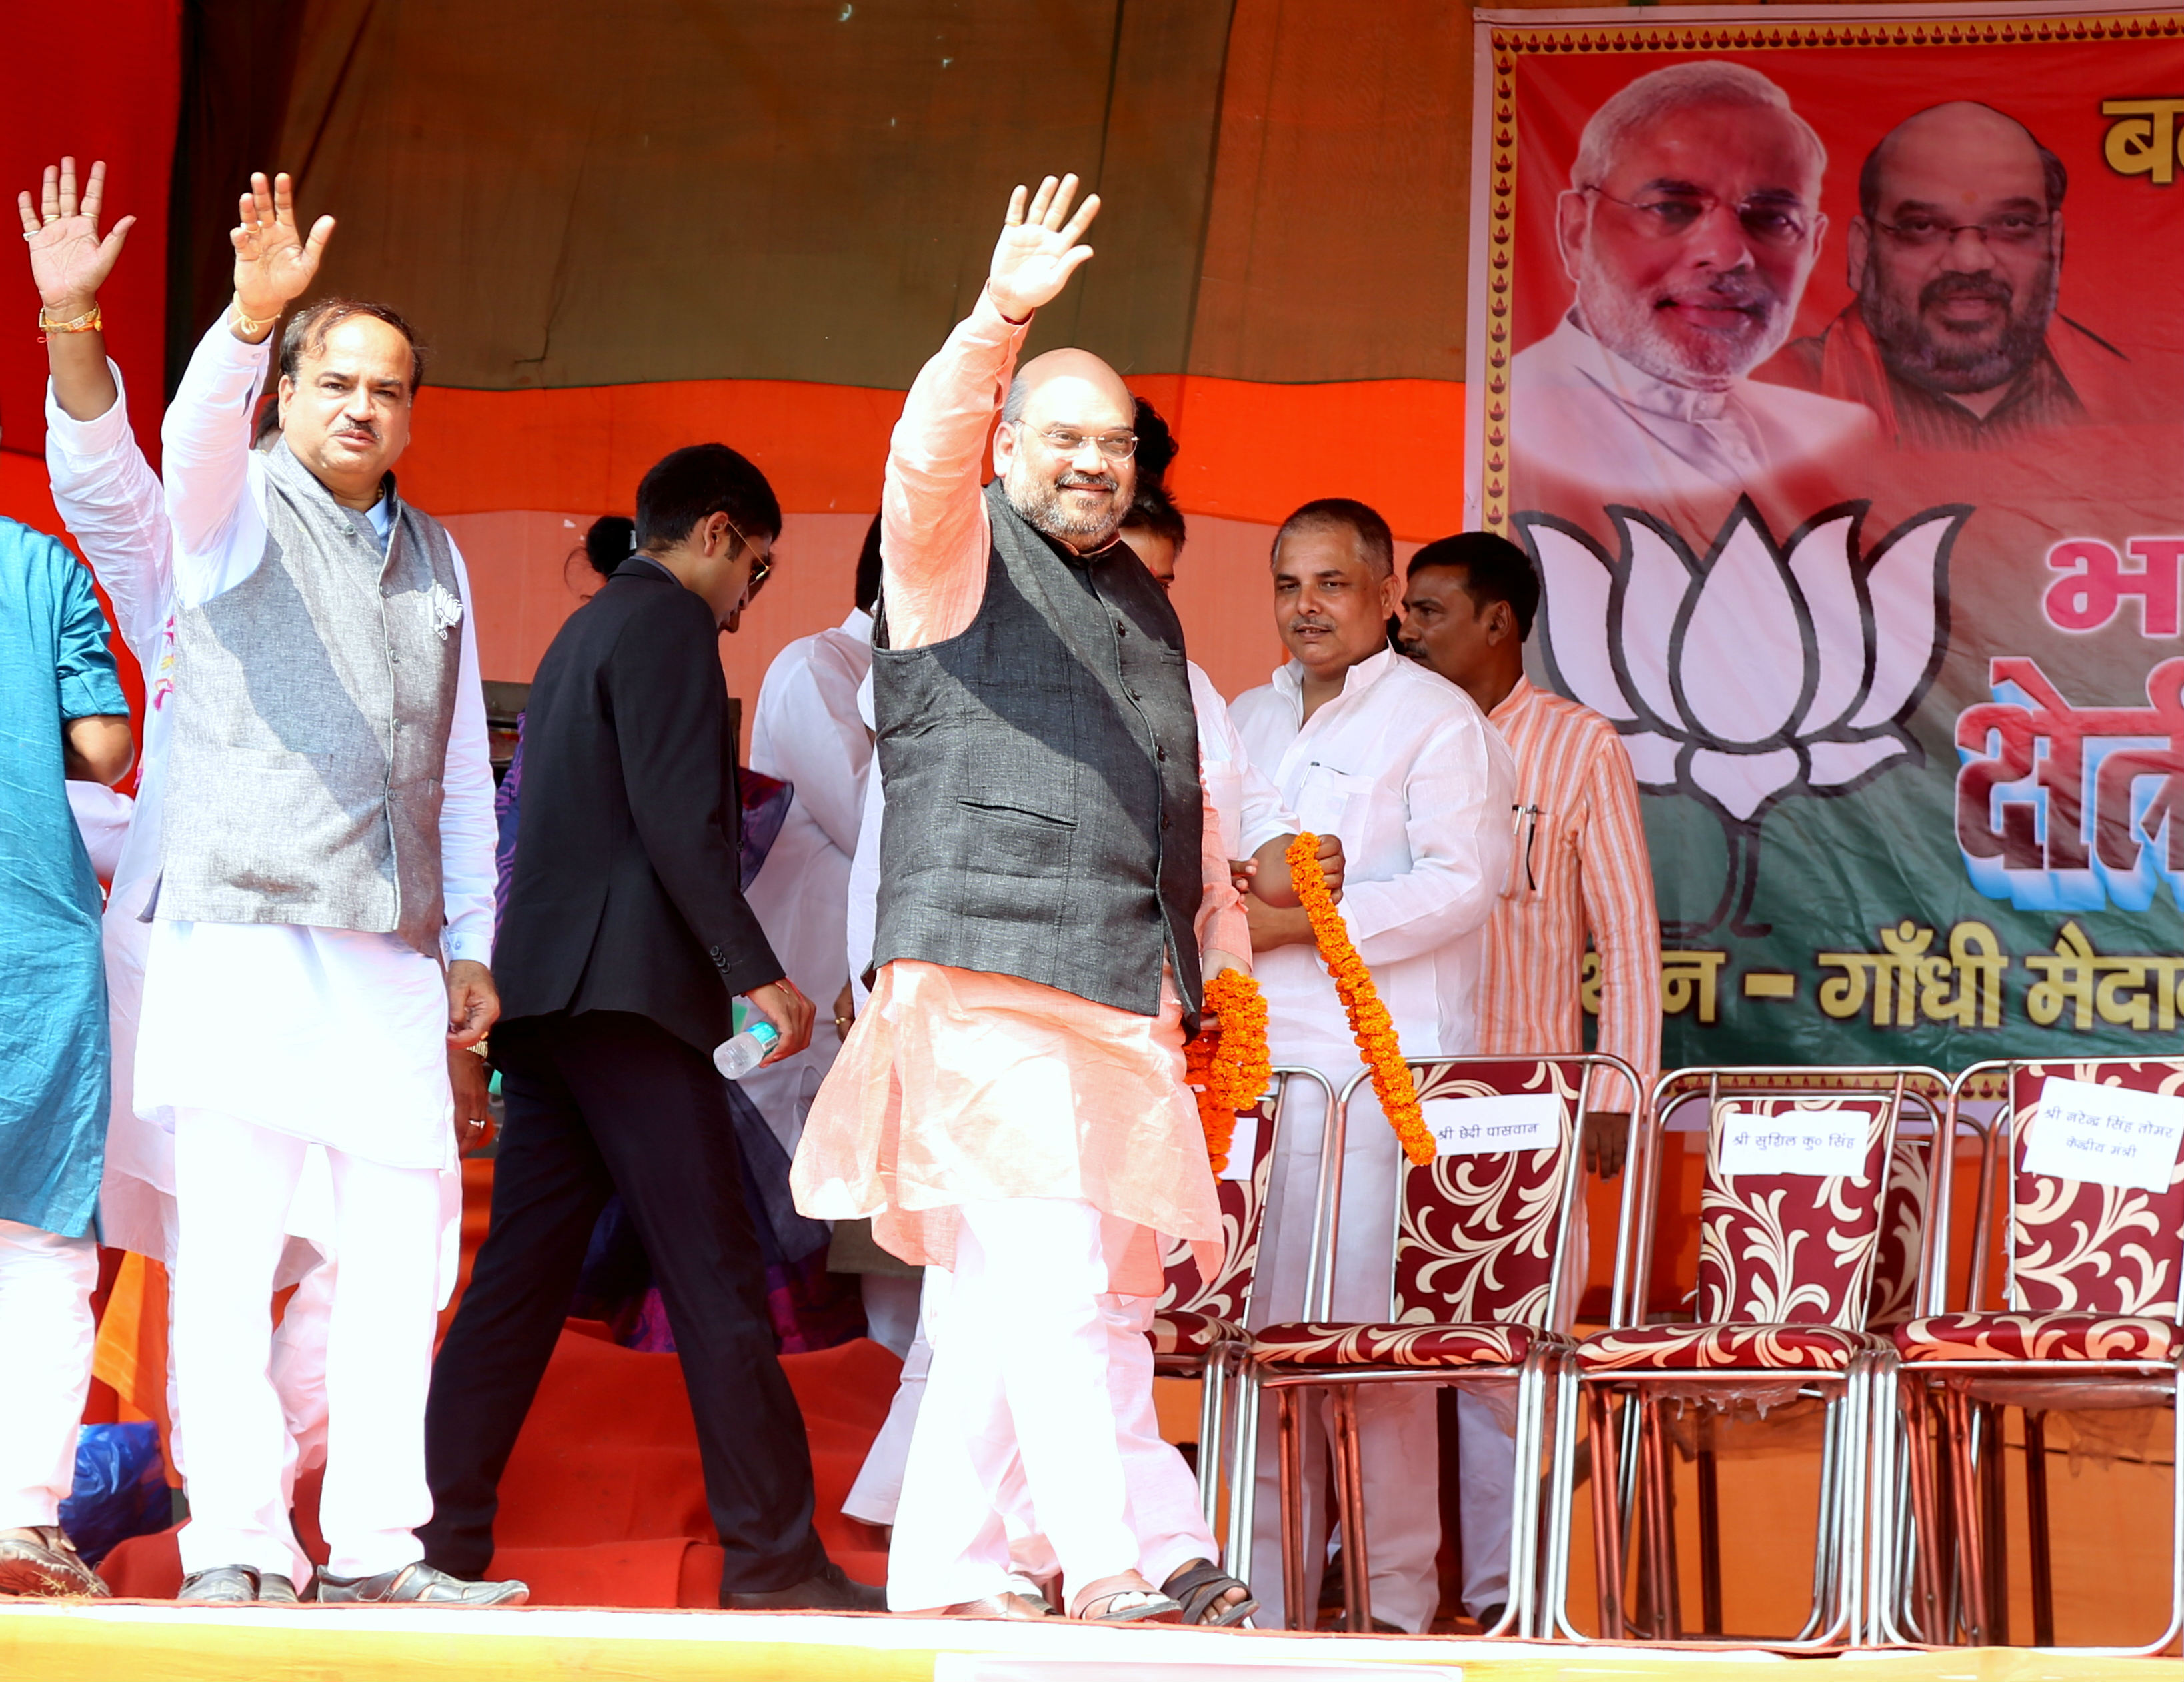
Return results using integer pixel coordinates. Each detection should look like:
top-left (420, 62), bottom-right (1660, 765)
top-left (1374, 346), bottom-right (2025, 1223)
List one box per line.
top-left (1219, 1108), bottom-right (1258, 1182)
top-left (1717, 1104), bottom-right (1869, 1178)
top-left (1423, 1092), bottom-right (1562, 1156)
top-left (2025, 1076), bottom-right (2184, 1192)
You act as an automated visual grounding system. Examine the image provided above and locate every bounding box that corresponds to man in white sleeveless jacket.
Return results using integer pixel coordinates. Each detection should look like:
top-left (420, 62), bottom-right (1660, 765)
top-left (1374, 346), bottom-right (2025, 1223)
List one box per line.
top-left (135, 172), bottom-right (521, 1606)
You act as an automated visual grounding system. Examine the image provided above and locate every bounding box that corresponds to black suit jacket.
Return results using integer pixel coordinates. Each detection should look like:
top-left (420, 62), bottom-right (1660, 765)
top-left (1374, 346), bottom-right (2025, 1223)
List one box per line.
top-left (495, 558), bottom-right (784, 1054)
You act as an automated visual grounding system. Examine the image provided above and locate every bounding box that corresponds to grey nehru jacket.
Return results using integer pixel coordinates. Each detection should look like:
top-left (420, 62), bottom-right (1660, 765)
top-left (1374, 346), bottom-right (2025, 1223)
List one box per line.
top-left (159, 440), bottom-right (465, 956)
top-left (870, 478), bottom-right (1207, 1030)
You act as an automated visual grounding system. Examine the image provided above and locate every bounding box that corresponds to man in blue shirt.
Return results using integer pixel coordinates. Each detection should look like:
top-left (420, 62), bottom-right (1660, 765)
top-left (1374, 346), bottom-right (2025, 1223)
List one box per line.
top-left (0, 432), bottom-right (134, 1593)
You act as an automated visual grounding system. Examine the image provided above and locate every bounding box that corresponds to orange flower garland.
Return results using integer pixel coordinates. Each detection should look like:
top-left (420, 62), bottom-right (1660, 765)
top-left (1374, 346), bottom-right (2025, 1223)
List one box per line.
top-left (1286, 832), bottom-right (1436, 1166)
top-left (1185, 967), bottom-right (1272, 1176)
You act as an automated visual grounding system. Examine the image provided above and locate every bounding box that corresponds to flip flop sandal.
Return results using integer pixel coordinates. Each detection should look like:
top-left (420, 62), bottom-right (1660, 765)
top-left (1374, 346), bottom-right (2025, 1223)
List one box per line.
top-left (1161, 1559), bottom-right (1258, 1628)
top-left (1071, 1585), bottom-right (1185, 1624)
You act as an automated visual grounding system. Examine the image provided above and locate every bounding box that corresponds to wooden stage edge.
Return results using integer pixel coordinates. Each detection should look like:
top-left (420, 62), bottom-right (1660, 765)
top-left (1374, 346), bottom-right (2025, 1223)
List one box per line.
top-left (2, 1602), bottom-right (2181, 1682)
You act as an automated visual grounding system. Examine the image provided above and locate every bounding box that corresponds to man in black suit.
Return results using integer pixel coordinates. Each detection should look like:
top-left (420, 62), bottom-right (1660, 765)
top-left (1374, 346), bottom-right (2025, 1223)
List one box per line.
top-left (420, 444), bottom-right (878, 1611)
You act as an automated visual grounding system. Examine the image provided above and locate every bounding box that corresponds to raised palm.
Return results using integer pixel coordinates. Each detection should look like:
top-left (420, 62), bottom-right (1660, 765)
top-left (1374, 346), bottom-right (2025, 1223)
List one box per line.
top-left (15, 159), bottom-right (135, 315)
top-left (231, 171), bottom-right (335, 321)
top-left (988, 174), bottom-right (1101, 321)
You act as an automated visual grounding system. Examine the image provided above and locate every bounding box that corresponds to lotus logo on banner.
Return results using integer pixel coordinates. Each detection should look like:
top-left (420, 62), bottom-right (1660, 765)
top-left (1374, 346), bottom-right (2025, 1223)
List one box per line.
top-left (1517, 500), bottom-right (1967, 938)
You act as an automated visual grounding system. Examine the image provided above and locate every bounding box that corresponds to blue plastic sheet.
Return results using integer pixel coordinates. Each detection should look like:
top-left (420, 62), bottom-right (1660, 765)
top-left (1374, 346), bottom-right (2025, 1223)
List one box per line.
top-left (58, 1421), bottom-right (169, 1565)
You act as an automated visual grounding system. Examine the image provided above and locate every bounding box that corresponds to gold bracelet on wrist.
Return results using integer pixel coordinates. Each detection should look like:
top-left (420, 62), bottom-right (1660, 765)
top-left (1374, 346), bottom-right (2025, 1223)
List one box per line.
top-left (231, 297), bottom-right (276, 339)
top-left (36, 302), bottom-right (101, 341)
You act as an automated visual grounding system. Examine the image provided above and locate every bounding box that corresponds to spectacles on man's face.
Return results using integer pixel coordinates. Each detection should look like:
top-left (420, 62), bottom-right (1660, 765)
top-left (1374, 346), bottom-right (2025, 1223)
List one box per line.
top-left (1582, 184), bottom-right (1813, 249)
top-left (1869, 210), bottom-right (2053, 250)
top-left (725, 520), bottom-right (774, 596)
top-left (1024, 424), bottom-right (1139, 464)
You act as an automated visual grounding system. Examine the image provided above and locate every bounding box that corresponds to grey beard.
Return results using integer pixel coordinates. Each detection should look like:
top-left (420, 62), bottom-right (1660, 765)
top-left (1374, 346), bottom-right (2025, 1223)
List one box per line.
top-left (1861, 263), bottom-right (2057, 397)
top-left (1008, 474), bottom-right (1123, 547)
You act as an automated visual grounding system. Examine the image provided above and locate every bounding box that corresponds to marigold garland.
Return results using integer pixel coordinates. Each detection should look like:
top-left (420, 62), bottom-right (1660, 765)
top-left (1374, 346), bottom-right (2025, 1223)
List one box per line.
top-left (1286, 831), bottom-right (1436, 1166)
top-left (1184, 967), bottom-right (1272, 1176)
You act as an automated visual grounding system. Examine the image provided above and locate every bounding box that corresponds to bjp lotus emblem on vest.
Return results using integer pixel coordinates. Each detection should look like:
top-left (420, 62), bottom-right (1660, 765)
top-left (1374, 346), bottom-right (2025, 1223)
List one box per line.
top-left (1516, 499), bottom-right (1966, 938)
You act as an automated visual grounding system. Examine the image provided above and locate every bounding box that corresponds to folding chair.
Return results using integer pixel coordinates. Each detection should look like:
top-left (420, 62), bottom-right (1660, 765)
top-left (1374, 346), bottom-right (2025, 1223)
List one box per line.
top-left (1543, 1065), bottom-right (1941, 1649)
top-left (1234, 1053), bottom-right (1634, 1635)
top-left (1148, 1066), bottom-right (1332, 1550)
top-left (1887, 1057), bottom-right (2184, 1655)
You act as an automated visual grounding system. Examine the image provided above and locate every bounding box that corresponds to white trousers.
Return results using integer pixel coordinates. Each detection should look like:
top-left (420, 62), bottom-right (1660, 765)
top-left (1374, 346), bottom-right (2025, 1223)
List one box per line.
top-left (889, 1200), bottom-right (1147, 1611)
top-left (0, 1221), bottom-right (99, 1529)
top-left (171, 1110), bottom-right (439, 1581)
top-left (1000, 1289), bottom-right (1219, 1592)
top-left (842, 1319), bottom-right (928, 1526)
top-left (1248, 1077), bottom-right (1441, 1632)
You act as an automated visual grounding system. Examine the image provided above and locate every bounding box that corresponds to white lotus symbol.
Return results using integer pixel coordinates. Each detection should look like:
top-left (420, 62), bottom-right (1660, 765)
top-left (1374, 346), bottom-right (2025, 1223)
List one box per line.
top-left (1517, 499), bottom-right (1965, 936)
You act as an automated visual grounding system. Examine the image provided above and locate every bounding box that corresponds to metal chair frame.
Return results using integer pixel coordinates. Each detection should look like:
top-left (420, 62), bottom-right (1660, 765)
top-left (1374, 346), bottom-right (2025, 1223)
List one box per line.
top-left (1880, 1057), bottom-right (2184, 1656)
top-left (1152, 1065), bottom-right (1333, 1541)
top-left (1541, 1064), bottom-right (1944, 1651)
top-left (1231, 1052), bottom-right (1634, 1637)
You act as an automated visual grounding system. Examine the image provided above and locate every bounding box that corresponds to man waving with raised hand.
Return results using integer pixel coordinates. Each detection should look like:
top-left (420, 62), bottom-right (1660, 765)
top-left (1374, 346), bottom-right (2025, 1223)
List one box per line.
top-left (136, 172), bottom-right (520, 1607)
top-left (794, 176), bottom-right (1295, 1624)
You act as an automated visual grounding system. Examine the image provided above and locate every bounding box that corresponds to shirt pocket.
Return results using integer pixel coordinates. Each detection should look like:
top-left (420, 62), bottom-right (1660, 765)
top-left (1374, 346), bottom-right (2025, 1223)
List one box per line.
top-left (1294, 764), bottom-right (1376, 839)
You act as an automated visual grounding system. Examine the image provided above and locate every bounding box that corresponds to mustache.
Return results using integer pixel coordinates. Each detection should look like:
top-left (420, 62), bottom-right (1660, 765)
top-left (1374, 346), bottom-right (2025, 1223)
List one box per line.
top-left (335, 420), bottom-right (382, 441)
top-left (1288, 615), bottom-right (1335, 635)
top-left (1055, 471), bottom-right (1117, 492)
top-left (1655, 273), bottom-right (1777, 316)
top-left (1921, 272), bottom-right (2013, 310)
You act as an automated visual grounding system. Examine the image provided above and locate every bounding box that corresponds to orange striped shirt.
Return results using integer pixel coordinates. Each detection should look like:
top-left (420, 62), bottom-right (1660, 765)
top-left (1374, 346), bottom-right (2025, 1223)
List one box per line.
top-left (1478, 677), bottom-right (1661, 1113)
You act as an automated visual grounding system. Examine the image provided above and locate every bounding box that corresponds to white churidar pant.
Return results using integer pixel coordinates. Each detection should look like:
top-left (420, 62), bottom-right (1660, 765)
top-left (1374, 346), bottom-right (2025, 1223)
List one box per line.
top-left (1248, 1077), bottom-right (1441, 1633)
top-left (0, 1220), bottom-right (99, 1529)
top-left (171, 1110), bottom-right (440, 1581)
top-left (887, 1198), bottom-right (1142, 1611)
top-left (842, 1318), bottom-right (929, 1525)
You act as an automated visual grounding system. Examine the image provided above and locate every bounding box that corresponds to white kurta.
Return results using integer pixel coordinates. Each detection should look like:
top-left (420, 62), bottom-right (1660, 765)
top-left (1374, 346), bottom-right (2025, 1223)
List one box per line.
top-left (740, 608), bottom-right (874, 1150)
top-left (132, 322), bottom-right (497, 1173)
top-left (46, 358), bottom-right (461, 1291)
top-left (1229, 646), bottom-right (1516, 1633)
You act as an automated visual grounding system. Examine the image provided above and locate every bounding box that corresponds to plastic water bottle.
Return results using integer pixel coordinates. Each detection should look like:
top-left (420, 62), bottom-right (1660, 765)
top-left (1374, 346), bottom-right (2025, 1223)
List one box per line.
top-left (712, 1018), bottom-right (780, 1080)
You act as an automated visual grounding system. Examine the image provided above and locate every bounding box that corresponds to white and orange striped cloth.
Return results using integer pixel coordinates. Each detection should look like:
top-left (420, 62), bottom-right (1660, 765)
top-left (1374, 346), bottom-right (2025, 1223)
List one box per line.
top-left (1478, 676), bottom-right (1661, 1114)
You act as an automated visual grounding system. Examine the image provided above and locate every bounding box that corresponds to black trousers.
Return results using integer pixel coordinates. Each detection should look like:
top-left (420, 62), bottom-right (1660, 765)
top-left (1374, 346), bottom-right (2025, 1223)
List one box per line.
top-left (419, 1009), bottom-right (824, 1596)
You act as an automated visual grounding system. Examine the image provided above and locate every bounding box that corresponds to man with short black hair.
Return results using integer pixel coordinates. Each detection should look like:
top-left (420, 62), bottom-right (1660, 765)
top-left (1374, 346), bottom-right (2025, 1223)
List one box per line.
top-left (1397, 530), bottom-right (1660, 1628)
top-left (421, 442), bottom-right (877, 1612)
top-left (1231, 500), bottom-right (1515, 1632)
top-left (137, 172), bottom-right (517, 1606)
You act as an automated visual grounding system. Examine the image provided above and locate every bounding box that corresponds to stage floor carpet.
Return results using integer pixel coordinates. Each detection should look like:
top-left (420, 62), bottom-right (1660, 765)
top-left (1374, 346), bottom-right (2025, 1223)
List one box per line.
top-left (3, 1601), bottom-right (2180, 1682)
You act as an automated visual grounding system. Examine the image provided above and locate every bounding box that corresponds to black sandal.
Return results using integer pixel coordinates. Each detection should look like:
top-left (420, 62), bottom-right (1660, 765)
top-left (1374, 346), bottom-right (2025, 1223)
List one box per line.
top-left (1161, 1558), bottom-right (1258, 1627)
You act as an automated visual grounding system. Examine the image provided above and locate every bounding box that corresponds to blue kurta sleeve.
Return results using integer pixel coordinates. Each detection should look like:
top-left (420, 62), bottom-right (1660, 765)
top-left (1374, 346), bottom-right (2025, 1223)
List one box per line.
top-left (54, 552), bottom-right (127, 721)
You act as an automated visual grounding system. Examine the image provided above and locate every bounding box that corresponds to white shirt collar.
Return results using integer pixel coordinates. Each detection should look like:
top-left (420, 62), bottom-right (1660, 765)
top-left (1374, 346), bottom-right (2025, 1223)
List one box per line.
top-left (1270, 644), bottom-right (1402, 715)
top-left (842, 606), bottom-right (875, 640)
top-left (1551, 312), bottom-right (1741, 426)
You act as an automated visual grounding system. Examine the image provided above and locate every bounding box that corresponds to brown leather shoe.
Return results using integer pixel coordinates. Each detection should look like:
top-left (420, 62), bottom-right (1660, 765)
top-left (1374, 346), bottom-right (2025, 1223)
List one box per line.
top-left (0, 1527), bottom-right (108, 1599)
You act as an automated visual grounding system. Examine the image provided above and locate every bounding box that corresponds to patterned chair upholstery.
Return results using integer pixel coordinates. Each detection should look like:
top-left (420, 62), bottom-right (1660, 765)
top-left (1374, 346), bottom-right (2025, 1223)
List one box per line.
top-left (1245, 1054), bottom-right (1624, 1637)
top-left (1546, 1069), bottom-right (1929, 1651)
top-left (1888, 1059), bottom-right (2184, 1653)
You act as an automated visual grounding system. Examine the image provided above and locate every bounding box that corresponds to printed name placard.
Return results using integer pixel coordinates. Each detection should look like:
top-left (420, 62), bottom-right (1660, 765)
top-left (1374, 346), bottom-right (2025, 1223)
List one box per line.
top-left (1219, 1106), bottom-right (1260, 1182)
top-left (2024, 1076), bottom-right (2184, 1193)
top-left (1423, 1093), bottom-right (1562, 1158)
top-left (1717, 1104), bottom-right (1869, 1178)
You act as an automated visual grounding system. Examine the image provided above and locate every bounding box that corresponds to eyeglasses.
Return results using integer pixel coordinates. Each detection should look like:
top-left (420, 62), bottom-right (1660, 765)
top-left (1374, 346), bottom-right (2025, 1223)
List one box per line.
top-left (726, 520), bottom-right (773, 596)
top-left (1581, 185), bottom-right (1812, 249)
top-left (1503, 803), bottom-right (1542, 897)
top-left (1024, 424), bottom-right (1139, 463)
top-left (1869, 211), bottom-right (2053, 249)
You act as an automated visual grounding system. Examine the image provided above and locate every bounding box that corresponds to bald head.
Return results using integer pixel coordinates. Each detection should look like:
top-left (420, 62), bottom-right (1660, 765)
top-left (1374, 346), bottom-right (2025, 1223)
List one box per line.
top-left (1859, 102), bottom-right (2063, 223)
top-left (995, 347), bottom-right (1139, 550)
top-left (1852, 101), bottom-right (2063, 399)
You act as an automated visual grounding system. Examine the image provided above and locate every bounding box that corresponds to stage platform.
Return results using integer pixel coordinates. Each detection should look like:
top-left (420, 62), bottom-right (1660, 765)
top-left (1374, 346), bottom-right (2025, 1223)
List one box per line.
top-left (2, 1602), bottom-right (2179, 1682)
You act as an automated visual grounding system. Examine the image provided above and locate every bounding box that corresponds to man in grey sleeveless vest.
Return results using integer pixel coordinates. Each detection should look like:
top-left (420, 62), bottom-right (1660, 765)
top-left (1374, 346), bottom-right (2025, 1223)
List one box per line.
top-left (793, 177), bottom-right (1318, 1625)
top-left (134, 172), bottom-right (523, 1607)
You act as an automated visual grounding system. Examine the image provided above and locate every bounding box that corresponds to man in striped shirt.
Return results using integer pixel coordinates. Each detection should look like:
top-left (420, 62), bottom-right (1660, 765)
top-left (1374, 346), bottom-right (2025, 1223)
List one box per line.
top-left (1397, 530), bottom-right (1661, 1627)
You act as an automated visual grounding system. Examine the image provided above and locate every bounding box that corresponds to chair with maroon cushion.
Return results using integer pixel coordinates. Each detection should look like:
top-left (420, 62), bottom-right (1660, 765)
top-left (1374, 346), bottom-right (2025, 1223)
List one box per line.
top-left (1236, 1053), bottom-right (1635, 1637)
top-left (1884, 1058), bottom-right (2184, 1654)
top-left (1148, 1066), bottom-right (1331, 1552)
top-left (1542, 1065), bottom-right (1941, 1650)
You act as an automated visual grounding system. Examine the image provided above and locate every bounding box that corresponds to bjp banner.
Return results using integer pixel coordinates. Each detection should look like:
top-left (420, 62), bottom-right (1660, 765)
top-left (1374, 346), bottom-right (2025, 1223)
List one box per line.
top-left (1470, 3), bottom-right (2184, 1068)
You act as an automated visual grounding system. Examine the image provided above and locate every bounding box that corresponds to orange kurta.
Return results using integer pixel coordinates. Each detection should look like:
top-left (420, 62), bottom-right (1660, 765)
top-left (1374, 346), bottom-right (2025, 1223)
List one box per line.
top-left (790, 287), bottom-right (1245, 1295)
